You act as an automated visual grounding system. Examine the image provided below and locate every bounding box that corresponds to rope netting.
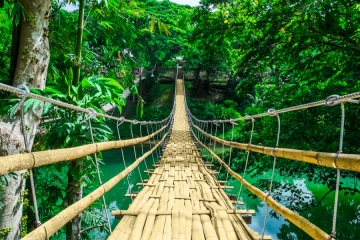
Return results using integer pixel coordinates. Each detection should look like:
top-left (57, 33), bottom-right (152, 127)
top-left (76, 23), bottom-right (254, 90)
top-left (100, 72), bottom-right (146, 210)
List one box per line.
top-left (185, 83), bottom-right (360, 239)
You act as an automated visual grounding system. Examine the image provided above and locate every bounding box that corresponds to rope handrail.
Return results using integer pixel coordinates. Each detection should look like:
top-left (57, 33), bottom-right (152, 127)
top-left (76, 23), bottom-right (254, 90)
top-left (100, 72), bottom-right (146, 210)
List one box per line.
top-left (190, 91), bottom-right (360, 123)
top-left (0, 82), bottom-right (173, 125)
top-left (191, 129), bottom-right (333, 240)
top-left (193, 124), bottom-right (360, 173)
top-left (22, 132), bottom-right (168, 240)
top-left (0, 126), bottom-right (167, 175)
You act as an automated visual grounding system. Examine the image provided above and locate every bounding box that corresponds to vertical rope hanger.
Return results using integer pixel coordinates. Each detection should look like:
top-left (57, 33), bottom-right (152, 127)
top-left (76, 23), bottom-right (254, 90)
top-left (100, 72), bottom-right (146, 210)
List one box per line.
top-left (15, 85), bottom-right (41, 228)
top-left (324, 95), bottom-right (347, 239)
top-left (150, 123), bottom-right (160, 161)
top-left (139, 123), bottom-right (150, 178)
top-left (116, 120), bottom-right (133, 202)
top-left (261, 109), bottom-right (281, 240)
top-left (130, 121), bottom-right (144, 184)
top-left (217, 121), bottom-right (226, 179)
top-left (211, 122), bottom-right (219, 168)
top-left (237, 117), bottom-right (255, 201)
top-left (209, 121), bottom-right (214, 167)
top-left (225, 120), bottom-right (236, 184)
top-left (85, 110), bottom-right (111, 233)
top-left (146, 123), bottom-right (156, 165)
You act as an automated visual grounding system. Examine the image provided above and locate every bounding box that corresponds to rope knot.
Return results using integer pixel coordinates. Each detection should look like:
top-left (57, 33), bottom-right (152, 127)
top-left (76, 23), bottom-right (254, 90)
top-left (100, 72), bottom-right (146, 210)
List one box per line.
top-left (267, 108), bottom-right (277, 116)
top-left (325, 95), bottom-right (341, 106)
top-left (327, 231), bottom-right (336, 239)
top-left (80, 108), bottom-right (96, 123)
top-left (14, 85), bottom-right (30, 115)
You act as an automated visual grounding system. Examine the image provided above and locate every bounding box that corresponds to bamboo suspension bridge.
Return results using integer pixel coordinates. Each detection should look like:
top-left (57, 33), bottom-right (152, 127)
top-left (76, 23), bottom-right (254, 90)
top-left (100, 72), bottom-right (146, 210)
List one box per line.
top-left (0, 72), bottom-right (360, 239)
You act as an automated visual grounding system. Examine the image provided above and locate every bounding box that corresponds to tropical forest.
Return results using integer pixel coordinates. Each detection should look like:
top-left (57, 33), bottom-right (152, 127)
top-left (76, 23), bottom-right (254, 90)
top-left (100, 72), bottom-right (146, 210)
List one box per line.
top-left (0, 0), bottom-right (359, 239)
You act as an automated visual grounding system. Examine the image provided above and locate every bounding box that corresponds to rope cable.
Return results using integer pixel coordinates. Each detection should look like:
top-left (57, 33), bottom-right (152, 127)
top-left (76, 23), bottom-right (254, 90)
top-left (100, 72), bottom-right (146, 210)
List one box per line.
top-left (88, 118), bottom-right (111, 233)
top-left (261, 110), bottom-right (281, 240)
top-left (225, 121), bottom-right (235, 184)
top-left (237, 117), bottom-right (255, 201)
top-left (130, 122), bottom-right (143, 184)
top-left (139, 124), bottom-right (150, 178)
top-left (116, 121), bottom-right (133, 202)
top-left (146, 124), bottom-right (156, 165)
top-left (217, 122), bottom-right (225, 179)
top-left (211, 122), bottom-right (219, 168)
top-left (329, 101), bottom-right (346, 238)
top-left (17, 85), bottom-right (41, 227)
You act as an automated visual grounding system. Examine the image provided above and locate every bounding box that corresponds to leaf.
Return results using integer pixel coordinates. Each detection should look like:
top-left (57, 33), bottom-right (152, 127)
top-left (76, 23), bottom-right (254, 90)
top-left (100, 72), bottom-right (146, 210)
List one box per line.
top-left (150, 17), bottom-right (156, 33)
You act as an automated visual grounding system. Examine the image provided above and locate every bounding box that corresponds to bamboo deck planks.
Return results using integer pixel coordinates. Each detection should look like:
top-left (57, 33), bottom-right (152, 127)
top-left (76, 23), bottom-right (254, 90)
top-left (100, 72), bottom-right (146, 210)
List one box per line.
top-left (109, 79), bottom-right (262, 240)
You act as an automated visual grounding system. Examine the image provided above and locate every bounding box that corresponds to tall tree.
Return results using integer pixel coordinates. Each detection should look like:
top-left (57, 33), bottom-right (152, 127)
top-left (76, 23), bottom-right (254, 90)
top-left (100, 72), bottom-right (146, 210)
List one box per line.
top-left (0, 0), bottom-right (51, 239)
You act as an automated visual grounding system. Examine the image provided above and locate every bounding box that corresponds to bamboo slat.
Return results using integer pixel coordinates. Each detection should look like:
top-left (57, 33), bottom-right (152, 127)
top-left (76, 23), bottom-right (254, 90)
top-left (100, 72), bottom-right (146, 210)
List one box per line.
top-left (195, 125), bottom-right (360, 172)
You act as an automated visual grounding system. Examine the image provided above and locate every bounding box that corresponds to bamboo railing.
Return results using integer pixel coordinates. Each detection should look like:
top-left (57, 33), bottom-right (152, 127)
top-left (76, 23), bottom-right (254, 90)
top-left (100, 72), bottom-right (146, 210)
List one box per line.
top-left (22, 133), bottom-right (167, 240)
top-left (193, 125), bottom-right (360, 173)
top-left (0, 126), bottom-right (166, 175)
top-left (192, 132), bottom-right (333, 240)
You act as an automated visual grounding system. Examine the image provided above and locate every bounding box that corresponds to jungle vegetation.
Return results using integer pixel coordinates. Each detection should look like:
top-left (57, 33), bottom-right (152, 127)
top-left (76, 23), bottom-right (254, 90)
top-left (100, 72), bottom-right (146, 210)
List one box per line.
top-left (0, 0), bottom-right (359, 239)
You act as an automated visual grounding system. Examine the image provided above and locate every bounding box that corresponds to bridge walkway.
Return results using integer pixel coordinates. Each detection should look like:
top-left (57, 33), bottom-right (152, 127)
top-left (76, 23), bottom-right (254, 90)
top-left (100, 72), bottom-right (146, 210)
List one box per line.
top-left (108, 79), bottom-right (262, 240)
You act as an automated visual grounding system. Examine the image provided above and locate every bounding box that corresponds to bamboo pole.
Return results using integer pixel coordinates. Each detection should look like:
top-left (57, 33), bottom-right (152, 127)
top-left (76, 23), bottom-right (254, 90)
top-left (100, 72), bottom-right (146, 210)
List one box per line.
top-left (194, 125), bottom-right (360, 172)
top-left (22, 133), bottom-right (167, 240)
top-left (112, 209), bottom-right (255, 216)
top-left (195, 133), bottom-right (333, 240)
top-left (0, 126), bottom-right (166, 175)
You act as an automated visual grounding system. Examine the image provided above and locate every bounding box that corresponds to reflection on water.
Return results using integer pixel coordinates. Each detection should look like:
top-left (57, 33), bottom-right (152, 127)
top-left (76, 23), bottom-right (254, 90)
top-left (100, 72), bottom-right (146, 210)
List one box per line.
top-left (99, 147), bottom-right (360, 240)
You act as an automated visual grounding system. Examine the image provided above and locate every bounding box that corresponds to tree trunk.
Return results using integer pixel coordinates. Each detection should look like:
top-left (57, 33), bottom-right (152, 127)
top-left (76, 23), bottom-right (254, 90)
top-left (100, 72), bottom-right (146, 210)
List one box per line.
top-left (65, 160), bottom-right (83, 240)
top-left (0, 1), bottom-right (51, 239)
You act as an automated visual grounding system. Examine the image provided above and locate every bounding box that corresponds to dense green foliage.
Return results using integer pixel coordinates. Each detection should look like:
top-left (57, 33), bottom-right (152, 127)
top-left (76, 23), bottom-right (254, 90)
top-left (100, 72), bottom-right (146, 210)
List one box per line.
top-left (186, 1), bottom-right (360, 239)
top-left (1, 0), bottom-right (360, 239)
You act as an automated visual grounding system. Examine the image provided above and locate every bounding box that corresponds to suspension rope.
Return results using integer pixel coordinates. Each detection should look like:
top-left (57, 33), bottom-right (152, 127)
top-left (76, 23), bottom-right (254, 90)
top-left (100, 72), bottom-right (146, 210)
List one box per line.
top-left (209, 121), bottom-right (214, 167)
top-left (150, 123), bottom-right (160, 161)
top-left (217, 122), bottom-right (225, 179)
top-left (116, 120), bottom-right (133, 202)
top-left (140, 123), bottom-right (150, 178)
top-left (237, 117), bottom-right (255, 201)
top-left (130, 121), bottom-right (144, 184)
top-left (327, 97), bottom-right (346, 239)
top-left (225, 121), bottom-right (236, 183)
top-left (0, 83), bottom-right (169, 125)
top-left (188, 90), bottom-right (360, 124)
top-left (17, 85), bottom-right (41, 228)
top-left (211, 122), bottom-right (219, 168)
top-left (87, 116), bottom-right (111, 233)
top-left (146, 124), bottom-right (156, 165)
top-left (261, 109), bottom-right (281, 240)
